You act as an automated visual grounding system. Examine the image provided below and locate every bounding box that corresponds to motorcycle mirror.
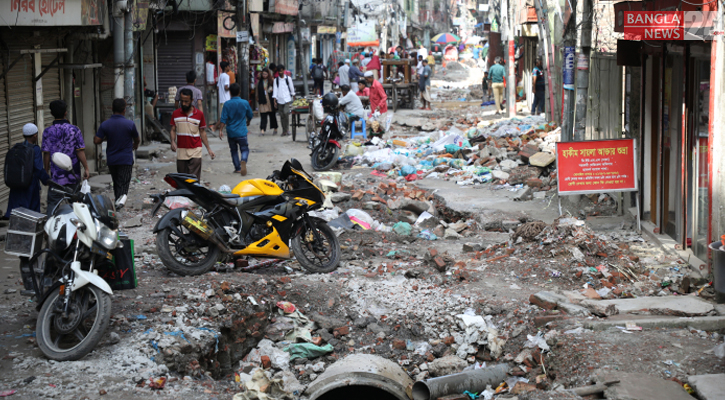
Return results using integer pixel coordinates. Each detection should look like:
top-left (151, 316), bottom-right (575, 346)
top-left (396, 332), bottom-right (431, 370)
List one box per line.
top-left (51, 153), bottom-right (73, 172)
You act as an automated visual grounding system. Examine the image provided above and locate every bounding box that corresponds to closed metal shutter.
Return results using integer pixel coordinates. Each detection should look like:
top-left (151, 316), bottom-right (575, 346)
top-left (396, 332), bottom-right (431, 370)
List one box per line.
top-left (0, 58), bottom-right (10, 203)
top-left (157, 33), bottom-right (194, 100)
top-left (41, 52), bottom-right (62, 129)
top-left (6, 54), bottom-right (35, 148)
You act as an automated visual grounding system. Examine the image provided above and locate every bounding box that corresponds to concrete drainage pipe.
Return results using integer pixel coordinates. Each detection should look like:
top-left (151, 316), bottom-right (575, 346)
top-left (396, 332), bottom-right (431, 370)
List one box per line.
top-left (411, 364), bottom-right (510, 400)
top-left (304, 354), bottom-right (413, 400)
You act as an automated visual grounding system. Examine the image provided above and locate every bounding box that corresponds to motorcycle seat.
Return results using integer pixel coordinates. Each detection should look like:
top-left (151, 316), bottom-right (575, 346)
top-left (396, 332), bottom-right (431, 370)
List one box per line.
top-left (217, 193), bottom-right (240, 199)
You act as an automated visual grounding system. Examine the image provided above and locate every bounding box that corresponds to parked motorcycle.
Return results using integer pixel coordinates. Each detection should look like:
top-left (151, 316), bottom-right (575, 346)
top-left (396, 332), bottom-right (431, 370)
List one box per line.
top-left (151, 159), bottom-right (341, 276)
top-left (308, 93), bottom-right (347, 171)
top-left (5, 153), bottom-right (120, 361)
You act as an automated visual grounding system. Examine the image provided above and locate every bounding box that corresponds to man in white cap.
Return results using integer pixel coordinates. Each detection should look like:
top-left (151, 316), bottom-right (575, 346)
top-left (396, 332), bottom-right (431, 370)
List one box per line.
top-left (338, 59), bottom-right (350, 87)
top-left (2, 123), bottom-right (50, 219)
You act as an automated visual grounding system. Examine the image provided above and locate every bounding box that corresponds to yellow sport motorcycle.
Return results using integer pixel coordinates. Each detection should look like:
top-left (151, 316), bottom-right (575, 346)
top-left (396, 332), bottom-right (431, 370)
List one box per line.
top-left (150, 159), bottom-right (340, 275)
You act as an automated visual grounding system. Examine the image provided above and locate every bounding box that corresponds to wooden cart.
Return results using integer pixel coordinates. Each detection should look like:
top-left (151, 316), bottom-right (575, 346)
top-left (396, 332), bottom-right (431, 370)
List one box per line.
top-left (381, 58), bottom-right (418, 111)
top-left (290, 105), bottom-right (308, 142)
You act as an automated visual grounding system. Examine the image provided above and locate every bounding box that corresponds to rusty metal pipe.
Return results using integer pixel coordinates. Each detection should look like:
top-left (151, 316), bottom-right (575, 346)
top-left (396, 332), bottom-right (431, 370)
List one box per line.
top-left (411, 364), bottom-right (509, 400)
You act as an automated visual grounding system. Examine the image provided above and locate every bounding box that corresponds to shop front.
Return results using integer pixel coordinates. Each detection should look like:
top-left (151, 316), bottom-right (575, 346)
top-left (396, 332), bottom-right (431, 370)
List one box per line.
top-left (615, 0), bottom-right (718, 272)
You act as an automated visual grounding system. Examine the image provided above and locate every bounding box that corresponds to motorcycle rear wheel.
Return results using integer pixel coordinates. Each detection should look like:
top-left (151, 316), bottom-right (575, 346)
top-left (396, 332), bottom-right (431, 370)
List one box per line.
top-left (36, 285), bottom-right (112, 361)
top-left (311, 145), bottom-right (340, 171)
top-left (291, 219), bottom-right (340, 273)
top-left (156, 227), bottom-right (221, 276)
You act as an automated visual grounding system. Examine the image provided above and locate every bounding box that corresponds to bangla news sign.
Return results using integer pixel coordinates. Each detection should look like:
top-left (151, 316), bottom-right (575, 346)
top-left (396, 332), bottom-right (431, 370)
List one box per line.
top-left (622, 11), bottom-right (719, 40)
top-left (556, 139), bottom-right (638, 195)
top-left (3, 0), bottom-right (102, 26)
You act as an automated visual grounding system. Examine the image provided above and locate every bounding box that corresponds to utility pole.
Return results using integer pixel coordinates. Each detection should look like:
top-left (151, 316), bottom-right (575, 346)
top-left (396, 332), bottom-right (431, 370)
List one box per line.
top-left (124, 4), bottom-right (135, 122)
top-left (237, 0), bottom-right (249, 100)
top-left (574, 0), bottom-right (592, 141)
top-left (561, 0), bottom-right (577, 142)
top-left (296, 12), bottom-right (309, 95)
top-left (506, 0), bottom-right (516, 117)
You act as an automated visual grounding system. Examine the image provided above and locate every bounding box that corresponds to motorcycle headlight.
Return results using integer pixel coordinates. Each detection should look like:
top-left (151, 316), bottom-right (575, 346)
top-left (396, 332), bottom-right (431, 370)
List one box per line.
top-left (95, 220), bottom-right (120, 250)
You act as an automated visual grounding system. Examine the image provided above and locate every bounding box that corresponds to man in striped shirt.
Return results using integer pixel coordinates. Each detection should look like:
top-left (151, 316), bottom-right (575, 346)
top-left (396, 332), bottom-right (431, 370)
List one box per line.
top-left (170, 88), bottom-right (215, 179)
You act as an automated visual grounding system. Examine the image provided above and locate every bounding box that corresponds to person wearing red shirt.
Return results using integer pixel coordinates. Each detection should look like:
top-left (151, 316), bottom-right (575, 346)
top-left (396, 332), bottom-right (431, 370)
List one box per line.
top-left (365, 71), bottom-right (387, 115)
top-left (170, 88), bottom-right (216, 179)
top-left (356, 81), bottom-right (370, 97)
top-left (365, 51), bottom-right (383, 81)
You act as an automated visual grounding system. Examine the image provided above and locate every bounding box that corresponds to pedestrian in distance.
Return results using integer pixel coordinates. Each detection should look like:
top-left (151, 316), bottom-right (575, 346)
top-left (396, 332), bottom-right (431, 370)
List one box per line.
top-left (256, 68), bottom-right (278, 136)
top-left (338, 85), bottom-right (365, 120)
top-left (41, 99), bottom-right (90, 216)
top-left (175, 70), bottom-right (203, 111)
top-left (356, 81), bottom-right (370, 97)
top-left (365, 70), bottom-right (388, 117)
top-left (218, 61), bottom-right (232, 121)
top-left (419, 59), bottom-right (433, 110)
top-left (488, 57), bottom-right (506, 115)
top-left (3, 123), bottom-right (50, 219)
top-left (170, 88), bottom-right (215, 180)
top-left (273, 64), bottom-right (296, 137)
top-left (215, 83), bottom-right (253, 176)
top-left (481, 71), bottom-right (490, 104)
top-left (311, 58), bottom-right (327, 96)
top-left (349, 58), bottom-right (364, 83)
top-left (531, 58), bottom-right (546, 115)
top-left (339, 59), bottom-right (350, 87)
top-left (93, 98), bottom-right (140, 207)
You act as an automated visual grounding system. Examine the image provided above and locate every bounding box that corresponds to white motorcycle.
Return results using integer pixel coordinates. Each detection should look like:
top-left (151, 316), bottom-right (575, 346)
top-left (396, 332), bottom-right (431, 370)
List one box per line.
top-left (5, 153), bottom-right (122, 361)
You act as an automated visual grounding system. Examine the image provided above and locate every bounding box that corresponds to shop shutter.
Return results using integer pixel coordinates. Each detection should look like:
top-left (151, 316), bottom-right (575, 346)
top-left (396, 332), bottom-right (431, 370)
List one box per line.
top-left (157, 34), bottom-right (194, 101)
top-left (6, 54), bottom-right (35, 149)
top-left (41, 52), bottom-right (62, 129)
top-left (0, 58), bottom-right (10, 204)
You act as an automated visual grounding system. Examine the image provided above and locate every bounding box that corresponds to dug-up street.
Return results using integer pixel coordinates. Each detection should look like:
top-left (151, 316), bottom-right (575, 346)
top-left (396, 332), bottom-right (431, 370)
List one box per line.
top-left (1, 65), bottom-right (724, 400)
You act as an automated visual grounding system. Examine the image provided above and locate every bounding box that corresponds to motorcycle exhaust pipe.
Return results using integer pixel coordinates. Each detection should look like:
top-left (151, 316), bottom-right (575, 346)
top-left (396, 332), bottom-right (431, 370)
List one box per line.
top-left (181, 212), bottom-right (235, 254)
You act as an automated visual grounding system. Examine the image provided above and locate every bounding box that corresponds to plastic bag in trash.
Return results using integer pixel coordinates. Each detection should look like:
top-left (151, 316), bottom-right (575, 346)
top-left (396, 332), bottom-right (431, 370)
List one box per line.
top-left (417, 229), bottom-right (438, 240)
top-left (399, 165), bottom-right (416, 176)
top-left (164, 196), bottom-right (195, 210)
top-left (525, 333), bottom-right (550, 351)
top-left (392, 221), bottom-right (412, 236)
top-left (284, 343), bottom-right (334, 360)
top-left (80, 180), bottom-right (91, 195)
top-left (218, 185), bottom-right (232, 194)
top-left (345, 209), bottom-right (375, 226)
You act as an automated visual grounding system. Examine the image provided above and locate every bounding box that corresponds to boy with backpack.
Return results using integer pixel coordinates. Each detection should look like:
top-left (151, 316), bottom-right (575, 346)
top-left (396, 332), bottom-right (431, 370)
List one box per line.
top-left (311, 58), bottom-right (327, 96)
top-left (3, 123), bottom-right (50, 218)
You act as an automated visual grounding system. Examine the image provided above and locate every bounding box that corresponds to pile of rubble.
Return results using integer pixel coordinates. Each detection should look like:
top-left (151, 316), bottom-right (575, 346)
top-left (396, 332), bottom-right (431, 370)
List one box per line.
top-left (344, 115), bottom-right (563, 201)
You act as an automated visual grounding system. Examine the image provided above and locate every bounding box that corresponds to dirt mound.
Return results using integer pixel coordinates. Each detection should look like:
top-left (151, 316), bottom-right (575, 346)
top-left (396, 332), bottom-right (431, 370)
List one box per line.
top-left (446, 61), bottom-right (467, 72)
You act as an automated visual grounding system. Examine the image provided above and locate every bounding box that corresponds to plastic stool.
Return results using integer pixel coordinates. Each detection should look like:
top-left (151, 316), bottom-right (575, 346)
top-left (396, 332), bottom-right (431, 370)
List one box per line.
top-left (350, 118), bottom-right (367, 140)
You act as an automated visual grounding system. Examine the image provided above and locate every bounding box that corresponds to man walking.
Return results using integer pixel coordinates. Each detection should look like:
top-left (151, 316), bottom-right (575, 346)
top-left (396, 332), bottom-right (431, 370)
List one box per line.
top-left (531, 58), bottom-right (545, 115)
top-left (311, 58), bottom-right (327, 96)
top-left (175, 70), bottom-right (203, 111)
top-left (41, 100), bottom-right (90, 215)
top-left (273, 64), bottom-right (295, 137)
top-left (419, 59), bottom-right (432, 110)
top-left (338, 59), bottom-right (350, 87)
top-left (349, 58), bottom-right (364, 83)
top-left (218, 61), bottom-right (231, 118)
top-left (3, 123), bottom-right (49, 218)
top-left (94, 98), bottom-right (140, 206)
top-left (215, 84), bottom-right (253, 176)
top-left (170, 88), bottom-right (215, 180)
top-left (488, 57), bottom-right (506, 115)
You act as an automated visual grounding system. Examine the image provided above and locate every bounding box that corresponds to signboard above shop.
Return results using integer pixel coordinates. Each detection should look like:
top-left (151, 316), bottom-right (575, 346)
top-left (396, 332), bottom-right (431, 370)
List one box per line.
top-left (2, 0), bottom-right (103, 26)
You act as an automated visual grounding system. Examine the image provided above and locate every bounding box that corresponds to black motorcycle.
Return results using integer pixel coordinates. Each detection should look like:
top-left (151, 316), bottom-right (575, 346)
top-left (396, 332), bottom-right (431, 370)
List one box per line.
top-left (308, 93), bottom-right (347, 171)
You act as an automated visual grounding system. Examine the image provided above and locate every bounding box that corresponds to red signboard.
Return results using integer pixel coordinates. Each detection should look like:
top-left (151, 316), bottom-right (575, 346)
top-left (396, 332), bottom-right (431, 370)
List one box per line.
top-left (623, 11), bottom-right (683, 40)
top-left (556, 139), bottom-right (638, 194)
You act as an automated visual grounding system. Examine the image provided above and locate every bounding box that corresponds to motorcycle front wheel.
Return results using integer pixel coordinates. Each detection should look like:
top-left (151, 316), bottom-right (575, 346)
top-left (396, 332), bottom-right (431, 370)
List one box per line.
top-left (311, 144), bottom-right (340, 171)
top-left (36, 285), bottom-right (112, 361)
top-left (291, 219), bottom-right (341, 273)
top-left (156, 227), bottom-right (221, 276)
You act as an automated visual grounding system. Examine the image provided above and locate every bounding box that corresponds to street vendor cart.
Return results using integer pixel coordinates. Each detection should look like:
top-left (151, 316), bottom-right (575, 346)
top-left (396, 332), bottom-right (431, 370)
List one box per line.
top-left (381, 58), bottom-right (418, 111)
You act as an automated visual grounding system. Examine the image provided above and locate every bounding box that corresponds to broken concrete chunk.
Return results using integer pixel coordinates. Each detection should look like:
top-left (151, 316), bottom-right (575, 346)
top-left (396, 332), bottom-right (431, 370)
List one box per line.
top-left (427, 355), bottom-right (467, 377)
top-left (529, 152), bottom-right (556, 167)
top-left (500, 159), bottom-right (518, 171)
top-left (688, 374), bottom-right (725, 400)
top-left (569, 247), bottom-right (586, 262)
top-left (462, 243), bottom-right (483, 252)
top-left (491, 170), bottom-right (510, 181)
top-left (329, 192), bottom-right (351, 203)
top-left (513, 187), bottom-right (532, 201)
top-left (595, 371), bottom-right (694, 400)
top-left (582, 296), bottom-right (715, 317)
